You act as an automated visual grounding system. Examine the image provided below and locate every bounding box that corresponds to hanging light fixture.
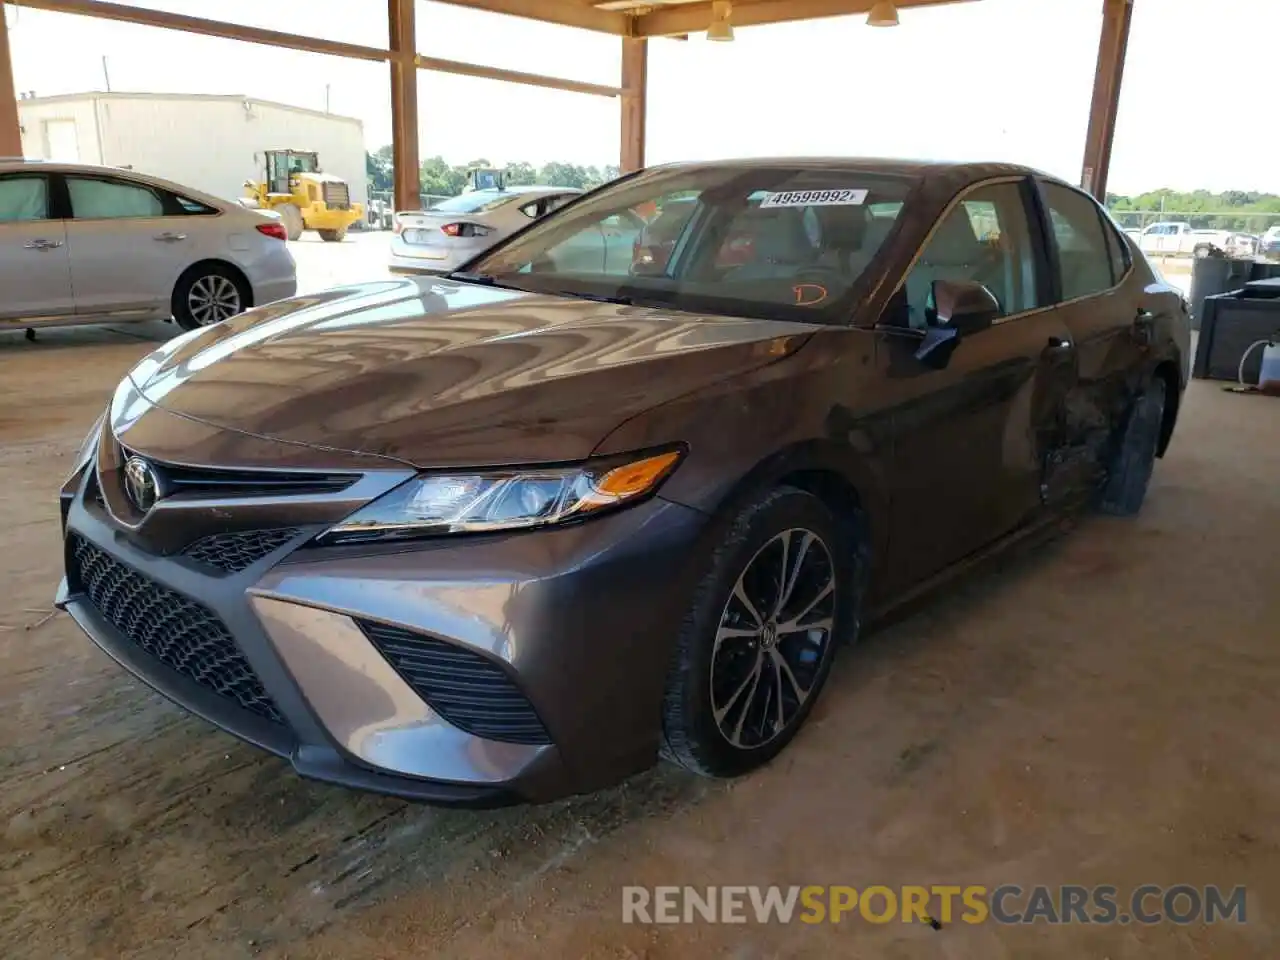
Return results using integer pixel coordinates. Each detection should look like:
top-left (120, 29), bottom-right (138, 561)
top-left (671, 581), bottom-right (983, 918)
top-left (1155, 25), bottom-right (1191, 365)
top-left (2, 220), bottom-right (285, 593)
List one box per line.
top-left (867, 0), bottom-right (899, 26)
top-left (707, 0), bottom-right (734, 41)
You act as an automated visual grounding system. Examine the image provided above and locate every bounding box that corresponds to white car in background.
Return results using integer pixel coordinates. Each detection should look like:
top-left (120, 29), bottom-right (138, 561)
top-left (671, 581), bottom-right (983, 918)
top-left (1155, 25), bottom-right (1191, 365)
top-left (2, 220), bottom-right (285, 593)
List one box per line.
top-left (389, 185), bottom-right (582, 275)
top-left (0, 160), bottom-right (296, 334)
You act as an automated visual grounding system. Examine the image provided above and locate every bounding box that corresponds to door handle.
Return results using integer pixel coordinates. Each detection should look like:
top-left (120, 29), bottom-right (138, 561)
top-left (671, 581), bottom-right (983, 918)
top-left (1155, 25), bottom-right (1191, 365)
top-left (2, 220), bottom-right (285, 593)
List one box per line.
top-left (23, 238), bottom-right (63, 250)
top-left (1042, 336), bottom-right (1074, 359)
top-left (154, 232), bottom-right (188, 242)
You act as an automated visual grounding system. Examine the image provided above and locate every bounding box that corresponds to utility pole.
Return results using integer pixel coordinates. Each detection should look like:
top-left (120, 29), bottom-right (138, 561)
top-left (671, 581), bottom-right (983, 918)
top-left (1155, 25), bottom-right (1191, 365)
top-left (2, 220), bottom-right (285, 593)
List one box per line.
top-left (101, 55), bottom-right (111, 91)
top-left (324, 83), bottom-right (330, 114)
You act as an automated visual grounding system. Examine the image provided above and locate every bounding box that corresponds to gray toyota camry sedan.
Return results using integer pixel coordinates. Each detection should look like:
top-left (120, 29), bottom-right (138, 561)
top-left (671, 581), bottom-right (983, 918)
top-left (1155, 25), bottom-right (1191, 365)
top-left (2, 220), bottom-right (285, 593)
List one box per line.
top-left (57, 158), bottom-right (1189, 805)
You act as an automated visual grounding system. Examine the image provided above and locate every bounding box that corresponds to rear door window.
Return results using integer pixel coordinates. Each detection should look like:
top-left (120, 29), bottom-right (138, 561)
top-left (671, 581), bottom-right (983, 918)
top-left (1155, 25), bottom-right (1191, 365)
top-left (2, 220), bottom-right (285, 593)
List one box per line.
top-left (1039, 181), bottom-right (1117, 301)
top-left (67, 177), bottom-right (165, 219)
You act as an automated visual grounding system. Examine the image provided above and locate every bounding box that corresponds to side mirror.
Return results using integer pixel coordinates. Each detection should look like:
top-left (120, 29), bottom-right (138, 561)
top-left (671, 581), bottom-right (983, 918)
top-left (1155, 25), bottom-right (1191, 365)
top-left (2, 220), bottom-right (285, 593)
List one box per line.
top-left (932, 278), bottom-right (1000, 335)
top-left (911, 279), bottom-right (1000, 369)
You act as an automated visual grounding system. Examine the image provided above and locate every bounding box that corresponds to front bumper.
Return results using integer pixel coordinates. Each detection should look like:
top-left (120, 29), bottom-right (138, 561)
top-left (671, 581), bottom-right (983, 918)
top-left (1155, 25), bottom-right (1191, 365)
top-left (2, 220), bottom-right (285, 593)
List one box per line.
top-left (58, 455), bottom-right (709, 804)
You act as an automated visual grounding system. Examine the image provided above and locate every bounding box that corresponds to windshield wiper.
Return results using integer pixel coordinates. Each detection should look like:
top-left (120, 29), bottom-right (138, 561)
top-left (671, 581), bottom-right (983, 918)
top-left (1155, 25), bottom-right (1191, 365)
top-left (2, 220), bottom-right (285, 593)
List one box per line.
top-left (446, 270), bottom-right (505, 286)
top-left (572, 291), bottom-right (634, 306)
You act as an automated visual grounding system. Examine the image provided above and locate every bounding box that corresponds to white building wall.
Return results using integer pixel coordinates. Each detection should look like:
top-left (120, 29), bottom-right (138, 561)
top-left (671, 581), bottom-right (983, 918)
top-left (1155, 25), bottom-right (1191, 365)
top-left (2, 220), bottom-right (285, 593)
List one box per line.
top-left (17, 98), bottom-right (104, 164)
top-left (18, 94), bottom-right (367, 212)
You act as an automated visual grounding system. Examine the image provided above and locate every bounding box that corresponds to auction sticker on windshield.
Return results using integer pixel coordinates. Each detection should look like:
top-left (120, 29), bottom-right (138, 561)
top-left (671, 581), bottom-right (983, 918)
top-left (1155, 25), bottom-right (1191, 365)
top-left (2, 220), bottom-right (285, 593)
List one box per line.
top-left (760, 189), bottom-right (868, 208)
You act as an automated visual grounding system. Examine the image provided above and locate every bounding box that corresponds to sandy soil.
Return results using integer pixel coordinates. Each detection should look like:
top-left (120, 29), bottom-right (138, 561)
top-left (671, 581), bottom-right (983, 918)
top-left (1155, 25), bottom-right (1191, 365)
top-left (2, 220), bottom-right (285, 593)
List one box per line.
top-left (1, 321), bottom-right (1277, 959)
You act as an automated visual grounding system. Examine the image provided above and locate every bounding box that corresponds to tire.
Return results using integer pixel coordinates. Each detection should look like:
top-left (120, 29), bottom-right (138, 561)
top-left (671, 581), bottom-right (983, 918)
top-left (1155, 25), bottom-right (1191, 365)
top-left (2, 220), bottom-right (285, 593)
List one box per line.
top-left (660, 486), bottom-right (859, 779)
top-left (318, 227), bottom-right (347, 243)
top-left (278, 203), bottom-right (304, 241)
top-left (1099, 377), bottom-right (1167, 516)
top-left (172, 263), bottom-right (250, 331)
top-left (1193, 244), bottom-right (1213, 259)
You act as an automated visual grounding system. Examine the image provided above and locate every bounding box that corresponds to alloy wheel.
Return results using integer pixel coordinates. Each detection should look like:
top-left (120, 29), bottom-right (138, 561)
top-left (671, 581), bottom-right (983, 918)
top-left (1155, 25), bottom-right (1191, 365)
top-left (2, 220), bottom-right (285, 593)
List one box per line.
top-left (187, 275), bottom-right (242, 326)
top-left (710, 527), bottom-right (836, 749)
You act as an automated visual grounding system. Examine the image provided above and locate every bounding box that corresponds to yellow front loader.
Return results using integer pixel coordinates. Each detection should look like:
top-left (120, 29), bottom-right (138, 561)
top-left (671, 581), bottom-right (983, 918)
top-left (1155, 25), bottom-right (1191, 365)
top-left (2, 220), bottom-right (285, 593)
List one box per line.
top-left (242, 149), bottom-right (363, 242)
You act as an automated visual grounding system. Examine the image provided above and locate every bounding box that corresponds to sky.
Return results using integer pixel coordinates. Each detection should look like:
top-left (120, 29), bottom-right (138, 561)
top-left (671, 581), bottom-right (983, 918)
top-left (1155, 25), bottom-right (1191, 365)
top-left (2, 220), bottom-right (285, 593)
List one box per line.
top-left (6, 0), bottom-right (1280, 195)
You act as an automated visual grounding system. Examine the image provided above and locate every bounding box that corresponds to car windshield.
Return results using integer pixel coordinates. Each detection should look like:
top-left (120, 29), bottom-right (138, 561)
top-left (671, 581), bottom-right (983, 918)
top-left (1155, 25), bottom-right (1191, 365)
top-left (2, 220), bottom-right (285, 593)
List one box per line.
top-left (464, 165), bottom-right (919, 324)
top-left (431, 191), bottom-right (519, 214)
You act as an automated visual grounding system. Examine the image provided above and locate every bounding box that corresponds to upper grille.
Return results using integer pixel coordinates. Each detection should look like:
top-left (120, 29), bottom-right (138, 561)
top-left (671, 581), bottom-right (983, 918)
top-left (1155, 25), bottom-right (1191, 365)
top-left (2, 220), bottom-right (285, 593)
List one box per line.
top-left (125, 458), bottom-right (356, 500)
top-left (69, 535), bottom-right (284, 724)
top-left (322, 182), bottom-right (351, 210)
top-left (358, 621), bottom-right (550, 745)
top-left (183, 527), bottom-right (302, 574)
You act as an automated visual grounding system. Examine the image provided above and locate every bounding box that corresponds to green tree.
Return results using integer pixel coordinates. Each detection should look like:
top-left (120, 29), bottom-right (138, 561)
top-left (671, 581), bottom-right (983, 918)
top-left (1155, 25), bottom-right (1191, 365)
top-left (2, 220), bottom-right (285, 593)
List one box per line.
top-left (366, 148), bottom-right (393, 193)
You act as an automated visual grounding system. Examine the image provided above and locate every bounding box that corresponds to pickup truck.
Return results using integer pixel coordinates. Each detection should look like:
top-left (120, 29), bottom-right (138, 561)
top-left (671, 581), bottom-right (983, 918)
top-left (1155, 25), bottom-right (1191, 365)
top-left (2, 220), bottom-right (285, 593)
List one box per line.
top-left (1136, 221), bottom-right (1254, 259)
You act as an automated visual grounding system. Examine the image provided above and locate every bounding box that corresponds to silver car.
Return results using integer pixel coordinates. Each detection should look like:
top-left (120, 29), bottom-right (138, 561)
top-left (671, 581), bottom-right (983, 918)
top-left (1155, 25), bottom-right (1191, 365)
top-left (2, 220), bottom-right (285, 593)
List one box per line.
top-left (389, 186), bottom-right (582, 275)
top-left (0, 160), bottom-right (297, 333)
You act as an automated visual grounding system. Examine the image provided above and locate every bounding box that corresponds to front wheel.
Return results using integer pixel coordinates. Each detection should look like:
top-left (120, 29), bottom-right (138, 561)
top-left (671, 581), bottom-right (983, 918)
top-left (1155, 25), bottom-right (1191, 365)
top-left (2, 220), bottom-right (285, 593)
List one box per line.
top-left (172, 264), bottom-right (249, 331)
top-left (661, 487), bottom-right (858, 779)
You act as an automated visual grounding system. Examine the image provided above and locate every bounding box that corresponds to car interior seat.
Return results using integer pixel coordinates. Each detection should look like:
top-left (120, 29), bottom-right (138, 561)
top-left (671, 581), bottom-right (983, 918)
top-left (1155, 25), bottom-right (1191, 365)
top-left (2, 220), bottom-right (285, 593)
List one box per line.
top-left (724, 208), bottom-right (819, 281)
top-left (903, 208), bottom-right (1000, 329)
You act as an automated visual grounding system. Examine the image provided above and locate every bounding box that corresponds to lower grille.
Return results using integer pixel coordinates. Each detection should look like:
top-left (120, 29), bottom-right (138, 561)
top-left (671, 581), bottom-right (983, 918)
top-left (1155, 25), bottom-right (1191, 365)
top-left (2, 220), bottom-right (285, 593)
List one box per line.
top-left (358, 621), bottom-right (550, 745)
top-left (183, 527), bottom-right (302, 574)
top-left (68, 535), bottom-right (284, 724)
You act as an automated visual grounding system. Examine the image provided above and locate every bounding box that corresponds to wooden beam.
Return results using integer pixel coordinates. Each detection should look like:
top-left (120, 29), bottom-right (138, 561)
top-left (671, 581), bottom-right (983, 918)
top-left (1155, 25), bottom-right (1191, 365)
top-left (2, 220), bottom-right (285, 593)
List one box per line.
top-left (11, 0), bottom-right (390, 60)
top-left (635, 0), bottom-right (964, 37)
top-left (1080, 0), bottom-right (1133, 200)
top-left (0, 4), bottom-right (21, 157)
top-left (619, 37), bottom-right (647, 173)
top-left (429, 0), bottom-right (630, 35)
top-left (389, 0), bottom-right (420, 212)
top-left (419, 55), bottom-right (621, 98)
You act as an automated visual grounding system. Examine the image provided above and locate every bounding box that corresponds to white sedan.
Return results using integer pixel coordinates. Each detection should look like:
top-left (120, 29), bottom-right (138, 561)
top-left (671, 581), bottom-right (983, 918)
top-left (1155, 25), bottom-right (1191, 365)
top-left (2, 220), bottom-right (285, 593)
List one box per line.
top-left (0, 160), bottom-right (296, 334)
top-left (389, 185), bottom-right (582, 275)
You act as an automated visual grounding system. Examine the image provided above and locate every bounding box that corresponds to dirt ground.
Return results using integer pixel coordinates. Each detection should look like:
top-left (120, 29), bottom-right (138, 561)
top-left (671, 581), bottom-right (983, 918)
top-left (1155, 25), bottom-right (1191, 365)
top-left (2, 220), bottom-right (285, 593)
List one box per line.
top-left (1, 319), bottom-right (1277, 960)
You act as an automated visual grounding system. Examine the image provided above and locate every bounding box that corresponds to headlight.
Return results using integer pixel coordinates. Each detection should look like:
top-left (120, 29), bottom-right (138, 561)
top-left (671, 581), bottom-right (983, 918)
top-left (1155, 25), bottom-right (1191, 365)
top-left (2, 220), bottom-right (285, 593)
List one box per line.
top-left (318, 448), bottom-right (683, 545)
top-left (69, 413), bottom-right (105, 481)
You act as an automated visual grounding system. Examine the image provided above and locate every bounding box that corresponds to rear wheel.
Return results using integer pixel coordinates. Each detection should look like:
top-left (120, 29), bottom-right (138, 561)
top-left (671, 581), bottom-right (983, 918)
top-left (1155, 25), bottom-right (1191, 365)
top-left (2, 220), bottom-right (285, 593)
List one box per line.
top-left (277, 203), bottom-right (304, 241)
top-left (1099, 377), bottom-right (1167, 516)
top-left (318, 227), bottom-right (347, 243)
top-left (661, 487), bottom-right (856, 779)
top-left (172, 263), bottom-right (249, 331)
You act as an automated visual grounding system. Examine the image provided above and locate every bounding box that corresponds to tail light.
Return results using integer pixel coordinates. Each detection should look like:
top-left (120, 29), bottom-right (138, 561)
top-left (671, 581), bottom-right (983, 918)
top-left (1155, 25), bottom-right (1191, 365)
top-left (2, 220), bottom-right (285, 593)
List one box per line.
top-left (392, 214), bottom-right (404, 235)
top-left (256, 222), bottom-right (287, 242)
top-left (441, 222), bottom-right (492, 238)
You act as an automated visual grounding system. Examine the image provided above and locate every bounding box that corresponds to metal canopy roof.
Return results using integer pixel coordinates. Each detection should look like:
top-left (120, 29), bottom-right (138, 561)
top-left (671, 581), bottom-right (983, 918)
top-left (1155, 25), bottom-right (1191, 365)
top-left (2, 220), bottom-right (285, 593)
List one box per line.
top-left (1, 0), bottom-right (1132, 211)
top-left (431, 0), bottom-right (963, 36)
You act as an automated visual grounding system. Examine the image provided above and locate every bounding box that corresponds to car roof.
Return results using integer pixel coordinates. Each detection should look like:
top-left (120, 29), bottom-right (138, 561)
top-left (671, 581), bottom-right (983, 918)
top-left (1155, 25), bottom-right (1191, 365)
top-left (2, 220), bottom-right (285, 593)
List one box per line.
top-left (0, 159), bottom-right (236, 209)
top-left (473, 185), bottom-right (583, 196)
top-left (648, 156), bottom-right (1043, 178)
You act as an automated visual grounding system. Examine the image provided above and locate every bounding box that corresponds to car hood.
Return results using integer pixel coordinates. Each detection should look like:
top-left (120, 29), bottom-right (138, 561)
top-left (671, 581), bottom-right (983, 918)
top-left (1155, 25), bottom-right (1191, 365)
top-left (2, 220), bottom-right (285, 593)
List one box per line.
top-left (128, 278), bottom-right (814, 468)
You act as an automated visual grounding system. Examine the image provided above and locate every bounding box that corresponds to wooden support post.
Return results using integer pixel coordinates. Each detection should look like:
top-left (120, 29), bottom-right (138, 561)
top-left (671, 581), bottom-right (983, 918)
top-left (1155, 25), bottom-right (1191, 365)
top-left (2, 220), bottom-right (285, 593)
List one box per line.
top-left (0, 3), bottom-right (22, 158)
top-left (388, 0), bottom-right (420, 212)
top-left (620, 36), bottom-right (647, 174)
top-left (1080, 0), bottom-right (1133, 200)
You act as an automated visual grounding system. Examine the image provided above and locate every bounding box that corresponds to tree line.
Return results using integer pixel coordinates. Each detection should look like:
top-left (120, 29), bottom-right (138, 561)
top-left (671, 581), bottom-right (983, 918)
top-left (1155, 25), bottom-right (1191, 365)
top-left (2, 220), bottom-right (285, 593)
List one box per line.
top-left (1106, 189), bottom-right (1280, 233)
top-left (366, 149), bottom-right (1280, 234)
top-left (366, 145), bottom-right (620, 199)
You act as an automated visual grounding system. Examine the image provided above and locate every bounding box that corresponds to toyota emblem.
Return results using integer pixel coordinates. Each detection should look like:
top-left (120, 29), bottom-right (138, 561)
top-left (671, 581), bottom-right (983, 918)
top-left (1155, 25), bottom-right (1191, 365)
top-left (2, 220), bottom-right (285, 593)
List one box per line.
top-left (123, 457), bottom-right (160, 513)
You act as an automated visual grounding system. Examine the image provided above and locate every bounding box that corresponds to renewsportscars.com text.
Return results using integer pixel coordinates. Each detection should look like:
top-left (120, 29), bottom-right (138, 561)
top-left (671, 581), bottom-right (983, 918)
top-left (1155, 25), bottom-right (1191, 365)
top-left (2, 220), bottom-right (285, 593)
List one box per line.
top-left (622, 884), bottom-right (1247, 926)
